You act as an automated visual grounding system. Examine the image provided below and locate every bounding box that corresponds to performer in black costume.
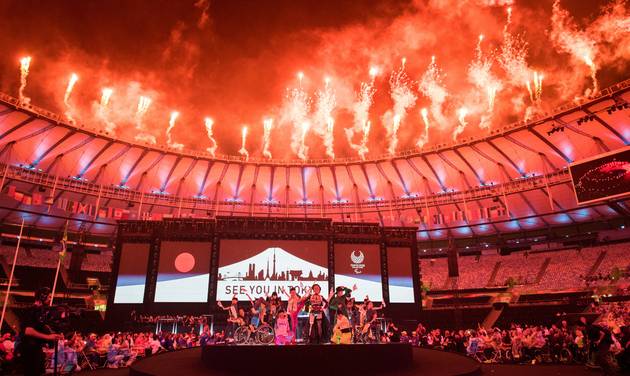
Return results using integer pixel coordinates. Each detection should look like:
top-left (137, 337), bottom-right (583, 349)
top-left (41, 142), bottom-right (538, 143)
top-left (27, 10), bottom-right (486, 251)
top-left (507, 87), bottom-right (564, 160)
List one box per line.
top-left (18, 287), bottom-right (63, 376)
top-left (304, 284), bottom-right (328, 344)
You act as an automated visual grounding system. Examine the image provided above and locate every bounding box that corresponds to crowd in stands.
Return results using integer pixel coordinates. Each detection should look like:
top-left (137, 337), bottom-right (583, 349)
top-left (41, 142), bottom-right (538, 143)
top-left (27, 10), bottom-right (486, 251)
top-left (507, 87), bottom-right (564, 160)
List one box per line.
top-left (81, 252), bottom-right (112, 273)
top-left (421, 243), bottom-right (630, 291)
top-left (405, 301), bottom-right (629, 372)
top-left (0, 329), bottom-right (204, 373)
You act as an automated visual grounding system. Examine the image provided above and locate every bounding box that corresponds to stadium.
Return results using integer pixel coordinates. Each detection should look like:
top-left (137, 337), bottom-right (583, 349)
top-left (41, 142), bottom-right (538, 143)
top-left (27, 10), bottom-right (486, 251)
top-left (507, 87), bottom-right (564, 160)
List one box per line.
top-left (0, 1), bottom-right (628, 375)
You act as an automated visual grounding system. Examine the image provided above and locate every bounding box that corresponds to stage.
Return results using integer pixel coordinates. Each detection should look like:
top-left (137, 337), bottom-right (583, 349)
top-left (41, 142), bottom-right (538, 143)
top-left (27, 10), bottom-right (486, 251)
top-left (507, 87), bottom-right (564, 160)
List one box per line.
top-left (128, 345), bottom-right (482, 376)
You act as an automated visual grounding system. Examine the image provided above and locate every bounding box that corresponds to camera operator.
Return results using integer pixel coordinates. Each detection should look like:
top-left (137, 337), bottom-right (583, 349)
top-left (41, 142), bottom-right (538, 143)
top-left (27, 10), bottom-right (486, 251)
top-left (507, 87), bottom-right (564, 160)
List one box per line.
top-left (18, 287), bottom-right (62, 376)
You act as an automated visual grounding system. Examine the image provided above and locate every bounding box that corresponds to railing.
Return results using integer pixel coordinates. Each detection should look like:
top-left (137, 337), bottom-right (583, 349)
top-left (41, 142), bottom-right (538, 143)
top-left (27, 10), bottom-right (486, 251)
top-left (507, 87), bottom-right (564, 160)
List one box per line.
top-left (1, 162), bottom-right (571, 214)
top-left (0, 77), bottom-right (628, 166)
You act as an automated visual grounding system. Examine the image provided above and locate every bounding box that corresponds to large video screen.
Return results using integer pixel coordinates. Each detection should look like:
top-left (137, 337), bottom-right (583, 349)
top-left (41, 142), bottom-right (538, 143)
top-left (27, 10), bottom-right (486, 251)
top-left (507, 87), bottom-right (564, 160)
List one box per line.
top-left (154, 241), bottom-right (212, 303)
top-left (334, 243), bottom-right (383, 302)
top-left (387, 247), bottom-right (415, 303)
top-left (569, 147), bottom-right (630, 205)
top-left (217, 239), bottom-right (328, 301)
top-left (113, 243), bottom-right (150, 304)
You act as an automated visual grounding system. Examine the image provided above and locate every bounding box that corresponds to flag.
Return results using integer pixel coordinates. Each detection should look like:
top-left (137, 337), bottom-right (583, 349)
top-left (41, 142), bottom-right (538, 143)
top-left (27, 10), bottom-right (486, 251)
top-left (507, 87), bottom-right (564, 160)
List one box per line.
top-left (59, 221), bottom-right (68, 261)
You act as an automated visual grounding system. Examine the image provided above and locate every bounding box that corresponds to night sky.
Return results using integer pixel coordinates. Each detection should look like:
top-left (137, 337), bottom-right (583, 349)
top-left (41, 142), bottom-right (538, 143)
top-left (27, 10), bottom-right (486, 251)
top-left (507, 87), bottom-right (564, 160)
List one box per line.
top-left (0, 0), bottom-right (626, 159)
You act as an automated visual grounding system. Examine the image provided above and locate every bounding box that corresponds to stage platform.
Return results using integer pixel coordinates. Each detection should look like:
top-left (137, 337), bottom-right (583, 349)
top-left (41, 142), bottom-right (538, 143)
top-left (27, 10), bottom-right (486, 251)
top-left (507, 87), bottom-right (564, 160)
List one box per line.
top-left (128, 345), bottom-right (482, 376)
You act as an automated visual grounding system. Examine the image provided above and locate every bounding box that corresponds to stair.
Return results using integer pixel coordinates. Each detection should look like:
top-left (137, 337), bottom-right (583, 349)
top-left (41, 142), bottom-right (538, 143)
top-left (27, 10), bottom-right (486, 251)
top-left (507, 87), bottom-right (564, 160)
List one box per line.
top-left (482, 303), bottom-right (505, 329)
top-left (587, 250), bottom-right (607, 277)
top-left (487, 261), bottom-right (502, 286)
top-left (534, 257), bottom-right (551, 284)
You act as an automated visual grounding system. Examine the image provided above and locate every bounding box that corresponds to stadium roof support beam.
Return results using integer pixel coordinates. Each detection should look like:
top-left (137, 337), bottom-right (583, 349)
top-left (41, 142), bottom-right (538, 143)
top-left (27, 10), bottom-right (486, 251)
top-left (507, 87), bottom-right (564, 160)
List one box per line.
top-left (121, 149), bottom-right (149, 185)
top-left (580, 108), bottom-right (628, 145)
top-left (78, 140), bottom-right (114, 177)
top-left (160, 156), bottom-right (183, 192)
top-left (134, 153), bottom-right (165, 191)
top-left (249, 164), bottom-right (260, 217)
top-left (484, 141), bottom-right (524, 175)
top-left (197, 161), bottom-right (215, 198)
top-left (30, 129), bottom-right (75, 167)
top-left (527, 128), bottom-right (572, 163)
top-left (267, 166), bottom-right (275, 217)
top-left (0, 117), bottom-right (35, 141)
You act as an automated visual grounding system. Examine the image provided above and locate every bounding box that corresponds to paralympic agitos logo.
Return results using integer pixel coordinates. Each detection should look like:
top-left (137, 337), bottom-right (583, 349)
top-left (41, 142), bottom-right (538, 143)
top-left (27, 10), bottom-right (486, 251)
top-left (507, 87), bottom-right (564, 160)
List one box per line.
top-left (350, 250), bottom-right (365, 274)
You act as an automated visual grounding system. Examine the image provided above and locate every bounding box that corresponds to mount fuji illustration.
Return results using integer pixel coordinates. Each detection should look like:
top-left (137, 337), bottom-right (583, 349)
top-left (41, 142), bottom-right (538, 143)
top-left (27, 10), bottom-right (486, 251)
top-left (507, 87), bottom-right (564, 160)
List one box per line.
top-left (218, 247), bottom-right (327, 282)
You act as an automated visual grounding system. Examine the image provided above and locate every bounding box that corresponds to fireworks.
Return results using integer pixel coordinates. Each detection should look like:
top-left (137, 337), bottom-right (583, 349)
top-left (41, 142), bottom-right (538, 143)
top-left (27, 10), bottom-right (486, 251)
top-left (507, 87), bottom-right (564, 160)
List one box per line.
top-left (63, 73), bottom-right (79, 123)
top-left (7, 1), bottom-right (630, 160)
top-left (314, 77), bottom-right (336, 159)
top-left (550, 0), bottom-right (599, 95)
top-left (453, 107), bottom-right (468, 141)
top-left (419, 56), bottom-right (448, 129)
top-left (284, 73), bottom-right (311, 160)
top-left (468, 35), bottom-right (502, 116)
top-left (417, 108), bottom-right (430, 149)
top-left (525, 71), bottom-right (544, 103)
top-left (18, 56), bottom-right (31, 104)
top-left (135, 96), bottom-right (152, 130)
top-left (238, 126), bottom-right (249, 160)
top-left (498, 6), bottom-right (532, 87)
top-left (347, 68), bottom-right (377, 160)
top-left (204, 117), bottom-right (218, 157)
top-left (385, 58), bottom-right (416, 155)
top-left (262, 118), bottom-right (273, 159)
top-left (98, 88), bottom-right (116, 133)
top-left (134, 96), bottom-right (155, 144)
top-left (166, 111), bottom-right (184, 151)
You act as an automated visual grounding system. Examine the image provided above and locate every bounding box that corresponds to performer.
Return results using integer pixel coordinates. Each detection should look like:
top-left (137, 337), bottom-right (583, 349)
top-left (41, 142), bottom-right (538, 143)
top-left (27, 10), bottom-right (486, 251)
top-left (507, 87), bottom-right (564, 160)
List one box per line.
top-left (304, 284), bottom-right (327, 344)
top-left (274, 310), bottom-right (293, 345)
top-left (361, 300), bottom-right (386, 343)
top-left (267, 292), bottom-right (281, 326)
top-left (246, 294), bottom-right (266, 330)
top-left (217, 296), bottom-right (240, 339)
top-left (332, 311), bottom-right (353, 344)
top-left (284, 287), bottom-right (305, 340)
top-left (328, 285), bottom-right (356, 328)
top-left (18, 287), bottom-right (63, 376)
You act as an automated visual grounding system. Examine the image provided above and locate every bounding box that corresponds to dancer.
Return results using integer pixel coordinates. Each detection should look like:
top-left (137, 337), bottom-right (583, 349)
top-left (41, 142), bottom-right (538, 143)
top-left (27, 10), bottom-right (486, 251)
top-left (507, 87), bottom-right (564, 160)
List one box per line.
top-left (332, 311), bottom-right (353, 344)
top-left (274, 310), bottom-right (293, 345)
top-left (285, 287), bottom-right (306, 340)
top-left (328, 285), bottom-right (356, 328)
top-left (217, 296), bottom-right (240, 339)
top-left (246, 293), bottom-right (266, 330)
top-left (304, 284), bottom-right (328, 344)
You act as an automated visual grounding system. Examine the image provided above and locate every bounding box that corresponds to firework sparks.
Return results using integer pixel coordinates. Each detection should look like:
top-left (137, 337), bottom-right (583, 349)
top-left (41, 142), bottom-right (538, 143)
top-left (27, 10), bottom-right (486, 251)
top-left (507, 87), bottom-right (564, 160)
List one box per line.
top-left (314, 77), bottom-right (336, 159)
top-left (347, 68), bottom-right (377, 160)
top-left (526, 71), bottom-right (544, 103)
top-left (204, 117), bottom-right (218, 157)
top-left (498, 6), bottom-right (533, 88)
top-left (284, 73), bottom-right (311, 160)
top-left (18, 56), bottom-right (31, 104)
top-left (468, 35), bottom-right (502, 116)
top-left (550, 0), bottom-right (598, 95)
top-left (385, 58), bottom-right (416, 155)
top-left (133, 96), bottom-right (155, 144)
top-left (417, 108), bottom-right (430, 148)
top-left (135, 96), bottom-right (151, 130)
top-left (419, 56), bottom-right (448, 129)
top-left (238, 126), bottom-right (249, 160)
top-left (63, 73), bottom-right (79, 123)
top-left (262, 118), bottom-right (273, 159)
top-left (166, 111), bottom-right (184, 151)
top-left (98, 88), bottom-right (116, 133)
top-left (453, 107), bottom-right (468, 141)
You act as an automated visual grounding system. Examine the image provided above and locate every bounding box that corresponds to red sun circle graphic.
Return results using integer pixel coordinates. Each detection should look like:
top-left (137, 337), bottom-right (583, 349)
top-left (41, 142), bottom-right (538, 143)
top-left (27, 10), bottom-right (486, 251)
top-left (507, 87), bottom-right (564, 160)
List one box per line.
top-left (174, 252), bottom-right (195, 273)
